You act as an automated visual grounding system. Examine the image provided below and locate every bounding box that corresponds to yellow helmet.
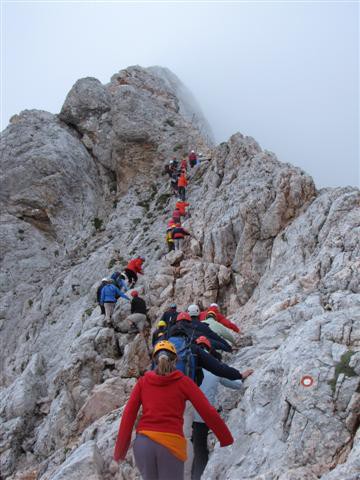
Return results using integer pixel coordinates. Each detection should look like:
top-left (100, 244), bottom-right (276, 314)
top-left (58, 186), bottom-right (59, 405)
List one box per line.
top-left (157, 320), bottom-right (167, 328)
top-left (153, 340), bottom-right (177, 357)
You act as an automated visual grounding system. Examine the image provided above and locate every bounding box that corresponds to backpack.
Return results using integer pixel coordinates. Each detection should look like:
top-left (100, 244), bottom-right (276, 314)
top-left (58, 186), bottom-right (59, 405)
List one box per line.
top-left (111, 271), bottom-right (121, 281)
top-left (167, 335), bottom-right (197, 381)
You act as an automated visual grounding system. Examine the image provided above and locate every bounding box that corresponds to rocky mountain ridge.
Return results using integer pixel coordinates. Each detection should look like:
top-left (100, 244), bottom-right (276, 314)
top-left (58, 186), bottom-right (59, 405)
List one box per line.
top-left (0, 65), bottom-right (359, 480)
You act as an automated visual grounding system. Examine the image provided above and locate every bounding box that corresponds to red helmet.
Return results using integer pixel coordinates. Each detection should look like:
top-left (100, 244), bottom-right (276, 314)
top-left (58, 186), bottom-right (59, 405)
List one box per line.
top-left (176, 312), bottom-right (191, 322)
top-left (130, 290), bottom-right (138, 297)
top-left (195, 336), bottom-right (211, 350)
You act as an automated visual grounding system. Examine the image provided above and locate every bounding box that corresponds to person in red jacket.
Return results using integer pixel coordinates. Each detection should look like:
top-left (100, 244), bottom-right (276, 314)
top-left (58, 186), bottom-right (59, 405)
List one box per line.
top-left (113, 340), bottom-right (233, 480)
top-left (199, 303), bottom-right (240, 333)
top-left (177, 173), bottom-right (188, 201)
top-left (124, 256), bottom-right (145, 287)
top-left (180, 157), bottom-right (188, 172)
top-left (188, 150), bottom-right (197, 168)
top-left (175, 199), bottom-right (190, 217)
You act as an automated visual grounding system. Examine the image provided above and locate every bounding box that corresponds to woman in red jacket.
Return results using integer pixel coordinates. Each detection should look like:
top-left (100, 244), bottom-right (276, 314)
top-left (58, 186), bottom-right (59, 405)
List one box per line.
top-left (125, 256), bottom-right (145, 287)
top-left (114, 340), bottom-right (233, 480)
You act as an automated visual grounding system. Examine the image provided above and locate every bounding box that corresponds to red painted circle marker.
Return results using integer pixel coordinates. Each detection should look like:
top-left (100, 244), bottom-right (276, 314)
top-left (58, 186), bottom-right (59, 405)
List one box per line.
top-left (300, 375), bottom-right (314, 387)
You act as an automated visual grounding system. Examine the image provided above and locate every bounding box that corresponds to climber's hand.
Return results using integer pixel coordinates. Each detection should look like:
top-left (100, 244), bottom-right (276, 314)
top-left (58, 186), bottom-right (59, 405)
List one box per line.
top-left (241, 369), bottom-right (254, 379)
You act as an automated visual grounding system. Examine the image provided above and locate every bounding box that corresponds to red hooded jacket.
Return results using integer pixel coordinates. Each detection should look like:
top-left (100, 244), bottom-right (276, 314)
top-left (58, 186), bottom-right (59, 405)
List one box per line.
top-left (199, 307), bottom-right (240, 333)
top-left (126, 258), bottom-right (144, 275)
top-left (175, 201), bottom-right (190, 216)
top-left (114, 370), bottom-right (233, 461)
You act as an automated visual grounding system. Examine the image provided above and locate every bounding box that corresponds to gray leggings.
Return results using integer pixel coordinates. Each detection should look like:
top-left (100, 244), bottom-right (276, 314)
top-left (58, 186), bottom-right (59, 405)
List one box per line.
top-left (133, 434), bottom-right (184, 480)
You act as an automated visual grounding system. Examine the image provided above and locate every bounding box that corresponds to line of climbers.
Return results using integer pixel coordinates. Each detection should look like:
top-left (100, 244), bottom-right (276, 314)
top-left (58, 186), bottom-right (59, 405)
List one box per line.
top-left (104, 149), bottom-right (253, 480)
top-left (164, 152), bottom-right (196, 252)
top-left (114, 302), bottom-right (253, 480)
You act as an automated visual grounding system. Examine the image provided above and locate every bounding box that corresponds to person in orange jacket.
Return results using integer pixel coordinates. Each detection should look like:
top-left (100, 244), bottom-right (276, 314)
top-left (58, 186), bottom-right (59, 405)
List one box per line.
top-left (175, 199), bottom-right (190, 217)
top-left (125, 256), bottom-right (145, 287)
top-left (199, 303), bottom-right (240, 333)
top-left (113, 340), bottom-right (233, 480)
top-left (177, 174), bottom-right (188, 201)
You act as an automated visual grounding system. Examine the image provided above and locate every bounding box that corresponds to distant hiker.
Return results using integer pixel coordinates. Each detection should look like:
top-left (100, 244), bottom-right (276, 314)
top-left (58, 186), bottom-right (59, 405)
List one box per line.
top-left (166, 226), bottom-right (175, 252)
top-left (170, 171), bottom-right (179, 195)
top-left (203, 310), bottom-right (236, 345)
top-left (152, 320), bottom-right (168, 346)
top-left (97, 278), bottom-right (109, 315)
top-left (172, 207), bottom-right (181, 223)
top-left (160, 303), bottom-right (179, 329)
top-left (191, 337), bottom-right (253, 480)
top-left (175, 199), bottom-right (190, 218)
top-left (113, 340), bottom-right (234, 480)
top-left (111, 271), bottom-right (129, 292)
top-left (180, 157), bottom-right (188, 171)
top-left (178, 173), bottom-right (188, 201)
top-left (199, 303), bottom-right (240, 333)
top-left (100, 280), bottom-right (131, 325)
top-left (188, 150), bottom-right (197, 168)
top-left (172, 223), bottom-right (190, 251)
top-left (127, 290), bottom-right (148, 333)
top-left (125, 256), bottom-right (145, 287)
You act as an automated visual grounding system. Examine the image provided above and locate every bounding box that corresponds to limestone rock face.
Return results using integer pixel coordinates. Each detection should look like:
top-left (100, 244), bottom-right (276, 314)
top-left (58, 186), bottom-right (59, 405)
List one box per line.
top-left (1, 65), bottom-right (359, 480)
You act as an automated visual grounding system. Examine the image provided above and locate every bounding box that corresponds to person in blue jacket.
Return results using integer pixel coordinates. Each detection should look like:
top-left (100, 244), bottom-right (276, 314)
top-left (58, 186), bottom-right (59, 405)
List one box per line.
top-left (100, 279), bottom-right (130, 325)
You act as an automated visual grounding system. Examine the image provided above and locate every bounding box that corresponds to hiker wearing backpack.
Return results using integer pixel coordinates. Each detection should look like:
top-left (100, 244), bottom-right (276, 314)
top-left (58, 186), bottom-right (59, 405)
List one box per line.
top-left (177, 173), bottom-right (188, 201)
top-left (199, 303), bottom-right (240, 333)
top-left (188, 150), bottom-right (197, 168)
top-left (191, 336), bottom-right (253, 480)
top-left (125, 256), bottom-right (145, 287)
top-left (160, 303), bottom-right (179, 330)
top-left (114, 340), bottom-right (234, 480)
top-left (100, 281), bottom-right (131, 325)
top-left (202, 311), bottom-right (236, 346)
top-left (96, 278), bottom-right (109, 315)
top-left (166, 226), bottom-right (175, 252)
top-left (172, 224), bottom-right (190, 251)
top-left (152, 320), bottom-right (168, 346)
top-left (110, 271), bottom-right (129, 292)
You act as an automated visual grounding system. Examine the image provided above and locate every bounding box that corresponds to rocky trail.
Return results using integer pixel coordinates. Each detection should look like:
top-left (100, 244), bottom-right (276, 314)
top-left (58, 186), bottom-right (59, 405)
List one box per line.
top-left (0, 66), bottom-right (359, 480)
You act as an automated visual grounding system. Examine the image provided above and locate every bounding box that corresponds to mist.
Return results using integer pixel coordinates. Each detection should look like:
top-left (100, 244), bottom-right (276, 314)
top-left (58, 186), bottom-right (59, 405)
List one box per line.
top-left (1, 1), bottom-right (358, 188)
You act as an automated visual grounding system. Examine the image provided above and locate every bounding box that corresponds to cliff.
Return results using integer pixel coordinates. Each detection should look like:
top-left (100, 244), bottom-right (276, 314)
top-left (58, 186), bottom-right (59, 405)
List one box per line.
top-left (0, 66), bottom-right (359, 480)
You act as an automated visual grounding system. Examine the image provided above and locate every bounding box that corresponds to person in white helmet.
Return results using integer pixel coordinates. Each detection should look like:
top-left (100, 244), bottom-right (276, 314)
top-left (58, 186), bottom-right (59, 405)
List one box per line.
top-left (188, 150), bottom-right (197, 168)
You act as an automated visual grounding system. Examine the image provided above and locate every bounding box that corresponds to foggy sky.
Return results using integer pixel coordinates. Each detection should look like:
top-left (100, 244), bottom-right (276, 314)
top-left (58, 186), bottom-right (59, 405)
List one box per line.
top-left (1, 1), bottom-right (359, 188)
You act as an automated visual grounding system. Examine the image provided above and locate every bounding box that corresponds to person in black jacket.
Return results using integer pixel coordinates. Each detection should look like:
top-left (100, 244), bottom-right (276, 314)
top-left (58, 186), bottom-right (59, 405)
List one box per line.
top-left (160, 304), bottom-right (179, 329)
top-left (96, 278), bottom-right (109, 315)
top-left (127, 291), bottom-right (148, 333)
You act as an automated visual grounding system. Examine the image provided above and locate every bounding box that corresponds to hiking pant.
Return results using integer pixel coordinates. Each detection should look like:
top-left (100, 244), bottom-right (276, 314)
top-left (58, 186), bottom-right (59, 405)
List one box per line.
top-left (184, 402), bottom-right (195, 480)
top-left (178, 186), bottom-right (186, 201)
top-left (125, 268), bottom-right (138, 287)
top-left (191, 422), bottom-right (209, 480)
top-left (174, 238), bottom-right (183, 250)
top-left (104, 302), bottom-right (115, 323)
top-left (133, 434), bottom-right (184, 480)
top-left (127, 313), bottom-right (147, 332)
top-left (99, 303), bottom-right (105, 315)
top-left (167, 241), bottom-right (175, 252)
top-left (190, 160), bottom-right (196, 168)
